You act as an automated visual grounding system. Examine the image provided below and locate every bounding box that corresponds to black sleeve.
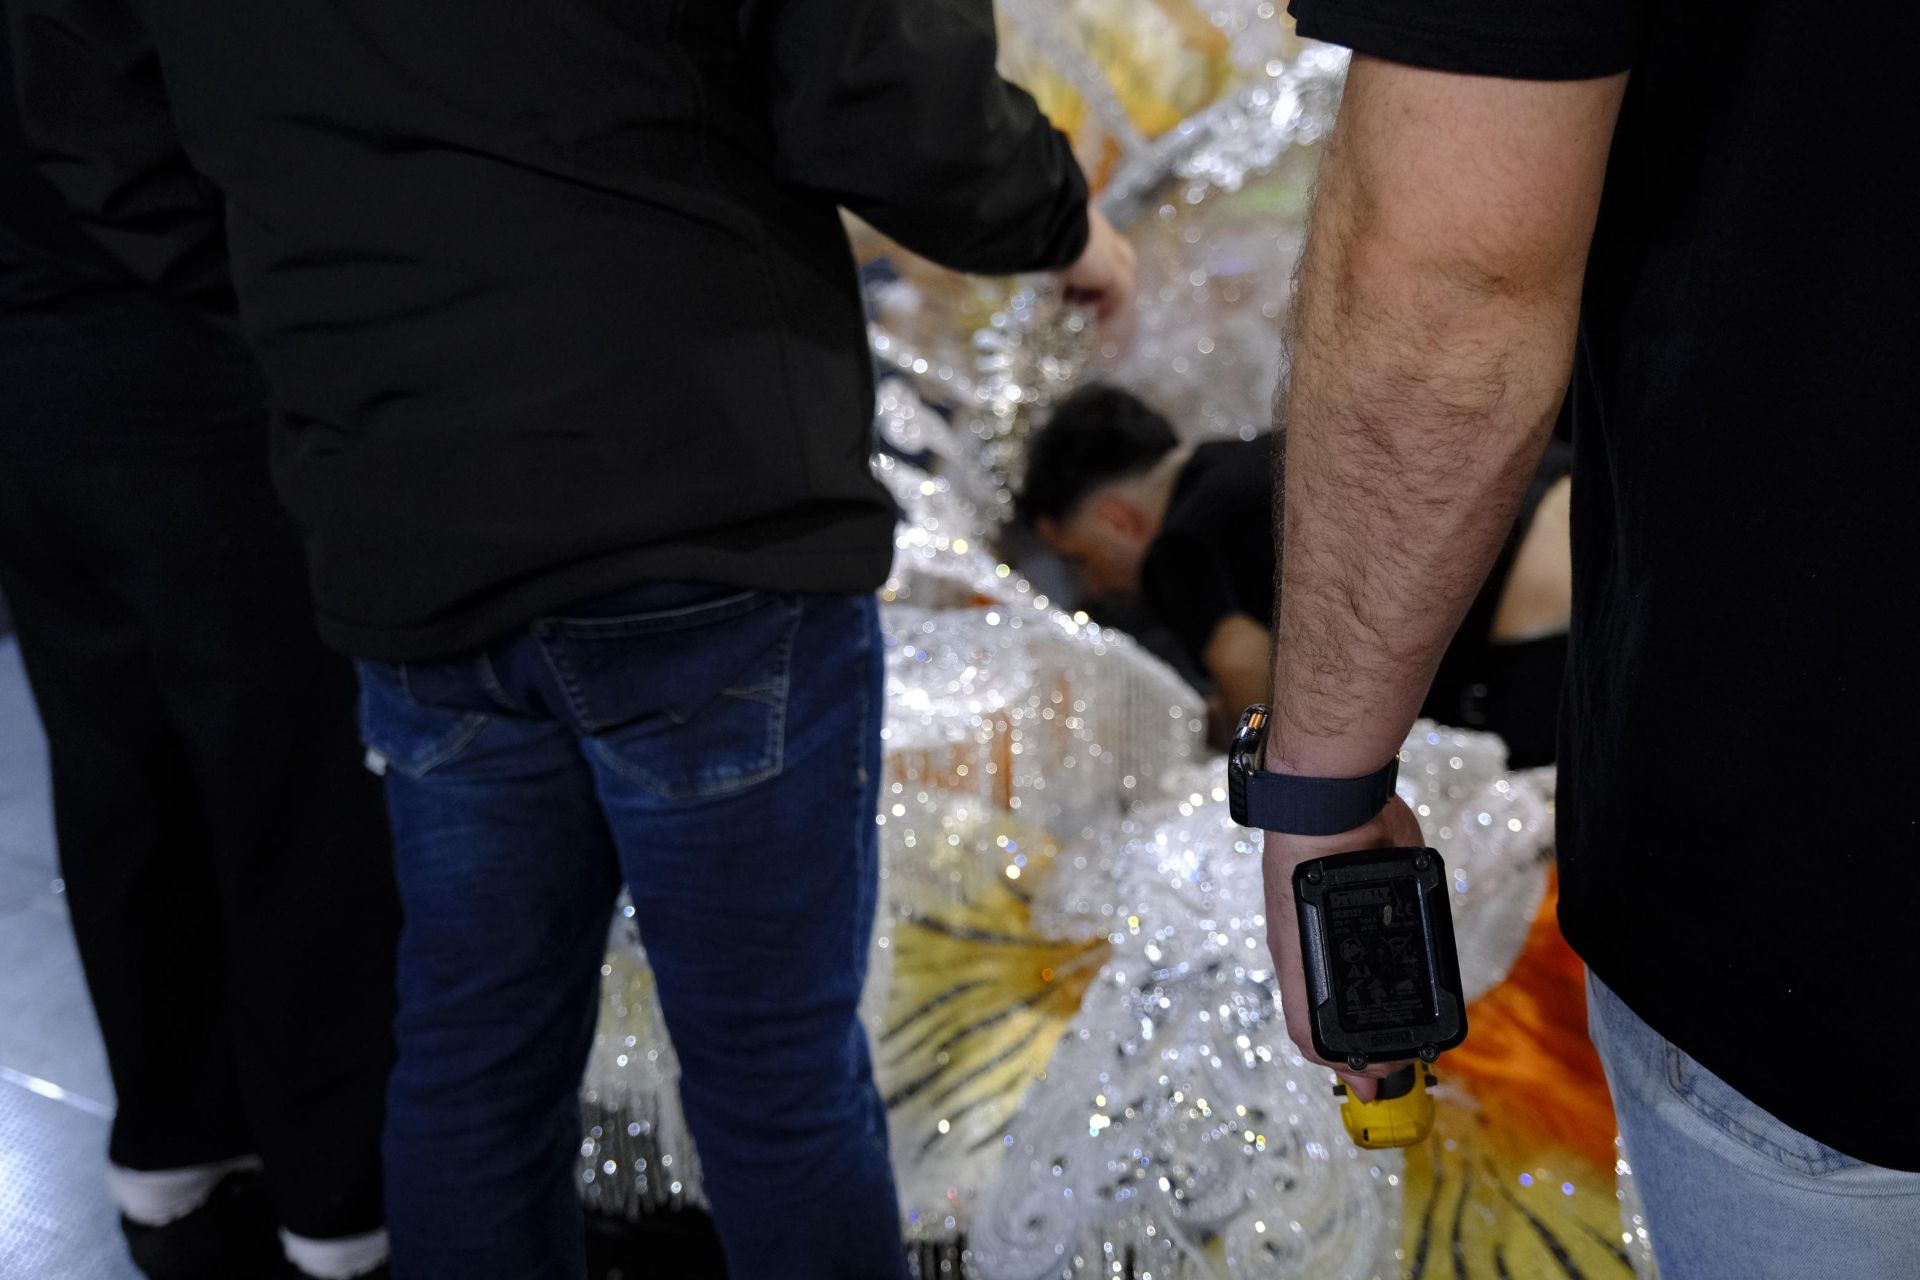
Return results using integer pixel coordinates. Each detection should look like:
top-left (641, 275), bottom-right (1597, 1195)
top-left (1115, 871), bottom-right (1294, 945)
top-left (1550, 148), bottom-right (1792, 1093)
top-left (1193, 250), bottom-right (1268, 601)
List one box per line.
top-left (7, 0), bottom-right (235, 313)
top-left (1289, 0), bottom-right (1647, 81)
top-left (1139, 530), bottom-right (1239, 669)
top-left (743, 0), bottom-right (1090, 275)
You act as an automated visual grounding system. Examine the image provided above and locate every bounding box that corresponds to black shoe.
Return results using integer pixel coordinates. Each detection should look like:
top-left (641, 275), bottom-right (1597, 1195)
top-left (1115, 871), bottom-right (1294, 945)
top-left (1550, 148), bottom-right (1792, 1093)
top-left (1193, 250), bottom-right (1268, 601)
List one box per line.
top-left (121, 1168), bottom-right (284, 1280)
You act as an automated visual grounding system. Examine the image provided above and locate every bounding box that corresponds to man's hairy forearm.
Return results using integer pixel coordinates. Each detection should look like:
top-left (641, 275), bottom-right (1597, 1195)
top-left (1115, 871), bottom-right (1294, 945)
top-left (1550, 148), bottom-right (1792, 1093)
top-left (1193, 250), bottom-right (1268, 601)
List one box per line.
top-left (1264, 200), bottom-right (1578, 778)
top-left (1256, 59), bottom-right (1619, 1095)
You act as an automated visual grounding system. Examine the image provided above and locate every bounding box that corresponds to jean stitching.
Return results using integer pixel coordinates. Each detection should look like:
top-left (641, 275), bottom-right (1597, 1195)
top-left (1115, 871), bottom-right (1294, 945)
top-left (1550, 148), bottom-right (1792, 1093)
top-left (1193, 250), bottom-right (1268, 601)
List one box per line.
top-left (1664, 1043), bottom-right (1849, 1177)
top-left (364, 661), bottom-right (488, 777)
top-left (542, 589), bottom-right (764, 638)
top-left (720, 681), bottom-right (786, 707)
top-left (531, 626), bottom-right (599, 732)
top-left (405, 714), bottom-right (489, 777)
top-left (475, 650), bottom-right (519, 713)
top-left (367, 707), bottom-right (487, 779)
top-left (583, 697), bottom-right (782, 797)
top-left (580, 595), bottom-right (801, 799)
top-left (756, 597), bottom-right (800, 788)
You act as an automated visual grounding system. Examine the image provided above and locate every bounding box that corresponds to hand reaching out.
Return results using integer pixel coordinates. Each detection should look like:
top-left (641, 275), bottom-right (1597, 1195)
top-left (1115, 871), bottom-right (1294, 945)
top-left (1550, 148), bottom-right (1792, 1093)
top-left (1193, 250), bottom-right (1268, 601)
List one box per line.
top-left (1056, 206), bottom-right (1137, 341)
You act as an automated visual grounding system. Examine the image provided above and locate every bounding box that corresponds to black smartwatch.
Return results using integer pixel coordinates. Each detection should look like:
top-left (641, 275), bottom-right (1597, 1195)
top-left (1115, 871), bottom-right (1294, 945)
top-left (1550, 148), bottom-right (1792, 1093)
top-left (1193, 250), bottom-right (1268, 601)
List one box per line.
top-left (1226, 705), bottom-right (1400, 836)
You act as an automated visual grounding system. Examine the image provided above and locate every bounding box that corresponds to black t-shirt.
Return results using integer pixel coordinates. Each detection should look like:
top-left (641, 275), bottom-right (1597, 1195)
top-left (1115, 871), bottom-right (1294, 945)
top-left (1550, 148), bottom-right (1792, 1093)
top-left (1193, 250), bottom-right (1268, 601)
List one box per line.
top-left (1291, 0), bottom-right (1920, 1168)
top-left (1140, 435), bottom-right (1569, 768)
top-left (1138, 438), bottom-right (1277, 666)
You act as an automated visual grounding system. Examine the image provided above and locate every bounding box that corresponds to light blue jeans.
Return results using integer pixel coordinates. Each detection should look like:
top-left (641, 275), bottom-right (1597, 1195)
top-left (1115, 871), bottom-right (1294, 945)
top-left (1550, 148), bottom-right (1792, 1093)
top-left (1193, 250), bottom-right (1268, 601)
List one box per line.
top-left (1586, 971), bottom-right (1920, 1279)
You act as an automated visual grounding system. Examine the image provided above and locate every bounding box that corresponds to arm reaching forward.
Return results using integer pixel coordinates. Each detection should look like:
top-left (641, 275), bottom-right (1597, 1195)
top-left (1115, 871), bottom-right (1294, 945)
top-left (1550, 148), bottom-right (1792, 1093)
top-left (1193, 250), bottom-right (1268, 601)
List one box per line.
top-left (1261, 56), bottom-right (1624, 1093)
top-left (747, 0), bottom-right (1090, 276)
top-left (745, 0), bottom-right (1134, 323)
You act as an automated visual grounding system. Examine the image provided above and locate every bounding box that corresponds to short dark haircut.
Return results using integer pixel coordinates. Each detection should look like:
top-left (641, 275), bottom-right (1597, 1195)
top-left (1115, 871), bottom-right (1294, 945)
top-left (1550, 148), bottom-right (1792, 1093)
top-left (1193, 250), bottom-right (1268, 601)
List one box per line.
top-left (1015, 383), bottom-right (1179, 526)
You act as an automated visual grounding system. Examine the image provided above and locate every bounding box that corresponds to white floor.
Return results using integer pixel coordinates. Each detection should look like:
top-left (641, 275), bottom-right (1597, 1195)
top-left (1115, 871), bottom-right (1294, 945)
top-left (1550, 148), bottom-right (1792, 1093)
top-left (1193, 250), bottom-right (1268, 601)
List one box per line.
top-left (0, 637), bottom-right (142, 1278)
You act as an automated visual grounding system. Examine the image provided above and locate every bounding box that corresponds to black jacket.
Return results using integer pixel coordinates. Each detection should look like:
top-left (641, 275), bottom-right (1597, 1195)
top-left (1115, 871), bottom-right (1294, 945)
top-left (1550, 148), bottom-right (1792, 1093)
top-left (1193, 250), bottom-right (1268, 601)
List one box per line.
top-left (0, 12), bottom-right (262, 456)
top-left (9, 0), bottom-right (1089, 658)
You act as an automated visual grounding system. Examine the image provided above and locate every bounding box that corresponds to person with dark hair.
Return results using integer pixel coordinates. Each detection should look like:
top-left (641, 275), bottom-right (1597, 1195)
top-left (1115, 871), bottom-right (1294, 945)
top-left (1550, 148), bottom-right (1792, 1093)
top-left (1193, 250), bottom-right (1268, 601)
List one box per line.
top-left (0, 8), bottom-right (398, 1277)
top-left (1014, 385), bottom-right (1183, 568)
top-left (9, 0), bottom-right (1133, 1275)
top-left (1019, 383), bottom-right (1571, 765)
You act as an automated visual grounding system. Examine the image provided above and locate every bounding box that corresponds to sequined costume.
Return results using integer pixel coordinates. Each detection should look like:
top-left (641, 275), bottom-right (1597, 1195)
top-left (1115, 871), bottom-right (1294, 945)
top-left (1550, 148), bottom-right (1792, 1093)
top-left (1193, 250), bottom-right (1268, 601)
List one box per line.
top-left (580, 5), bottom-right (1648, 1276)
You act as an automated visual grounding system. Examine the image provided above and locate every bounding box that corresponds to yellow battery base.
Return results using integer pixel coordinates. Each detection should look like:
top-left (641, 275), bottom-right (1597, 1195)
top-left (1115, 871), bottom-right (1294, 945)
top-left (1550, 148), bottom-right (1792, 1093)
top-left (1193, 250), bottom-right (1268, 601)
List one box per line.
top-left (1336, 1064), bottom-right (1438, 1149)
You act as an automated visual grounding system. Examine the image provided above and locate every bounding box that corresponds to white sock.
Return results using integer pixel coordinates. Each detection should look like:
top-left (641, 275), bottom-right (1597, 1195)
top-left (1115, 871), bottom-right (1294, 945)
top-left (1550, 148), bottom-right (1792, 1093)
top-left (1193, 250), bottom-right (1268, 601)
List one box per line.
top-left (106, 1155), bottom-right (264, 1227)
top-left (280, 1227), bottom-right (390, 1279)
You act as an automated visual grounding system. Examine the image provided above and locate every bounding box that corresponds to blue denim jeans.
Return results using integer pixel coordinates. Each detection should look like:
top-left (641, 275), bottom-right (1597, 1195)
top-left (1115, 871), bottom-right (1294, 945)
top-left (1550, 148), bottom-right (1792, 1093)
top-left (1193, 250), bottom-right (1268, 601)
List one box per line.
top-left (1586, 971), bottom-right (1920, 1279)
top-left (356, 584), bottom-right (905, 1279)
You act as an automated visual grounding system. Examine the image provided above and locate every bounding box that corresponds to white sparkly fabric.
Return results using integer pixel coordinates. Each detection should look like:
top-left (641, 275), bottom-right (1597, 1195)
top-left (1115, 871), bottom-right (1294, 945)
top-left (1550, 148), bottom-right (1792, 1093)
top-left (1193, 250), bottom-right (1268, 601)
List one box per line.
top-left (580, 922), bottom-right (705, 1214)
top-left (576, 8), bottom-right (1643, 1273)
top-left (966, 723), bottom-right (1550, 1280)
top-left (865, 1), bottom-right (1348, 520)
top-left (581, 460), bottom-right (1560, 1280)
top-left (966, 776), bottom-right (1403, 1280)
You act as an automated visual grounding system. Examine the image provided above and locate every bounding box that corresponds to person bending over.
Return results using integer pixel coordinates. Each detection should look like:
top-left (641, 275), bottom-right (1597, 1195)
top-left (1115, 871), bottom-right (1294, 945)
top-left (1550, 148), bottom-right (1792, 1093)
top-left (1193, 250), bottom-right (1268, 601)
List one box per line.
top-left (1018, 384), bottom-right (1571, 765)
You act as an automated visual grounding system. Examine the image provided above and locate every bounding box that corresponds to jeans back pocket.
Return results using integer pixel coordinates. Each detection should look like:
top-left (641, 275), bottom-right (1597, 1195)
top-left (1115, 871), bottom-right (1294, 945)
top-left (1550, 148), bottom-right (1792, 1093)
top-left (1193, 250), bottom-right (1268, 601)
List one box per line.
top-left (356, 661), bottom-right (490, 779)
top-left (1664, 1042), bottom-right (1860, 1177)
top-left (533, 589), bottom-right (803, 799)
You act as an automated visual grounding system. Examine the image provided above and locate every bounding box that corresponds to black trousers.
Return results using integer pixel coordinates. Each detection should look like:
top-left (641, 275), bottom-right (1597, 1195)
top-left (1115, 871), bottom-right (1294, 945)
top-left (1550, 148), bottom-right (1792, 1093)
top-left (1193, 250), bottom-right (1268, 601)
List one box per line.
top-left (0, 429), bottom-right (398, 1241)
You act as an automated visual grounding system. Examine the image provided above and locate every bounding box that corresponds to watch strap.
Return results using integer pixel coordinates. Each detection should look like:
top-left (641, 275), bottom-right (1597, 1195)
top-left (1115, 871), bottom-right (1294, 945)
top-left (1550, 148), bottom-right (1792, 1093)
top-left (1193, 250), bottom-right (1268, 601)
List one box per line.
top-left (1242, 757), bottom-right (1401, 837)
